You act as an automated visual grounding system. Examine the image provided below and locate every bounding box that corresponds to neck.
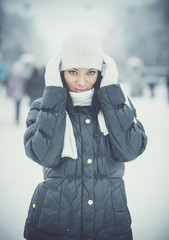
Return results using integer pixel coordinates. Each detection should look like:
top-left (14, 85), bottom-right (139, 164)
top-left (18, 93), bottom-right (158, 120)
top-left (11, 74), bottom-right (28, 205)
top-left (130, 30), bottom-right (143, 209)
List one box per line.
top-left (69, 88), bottom-right (94, 106)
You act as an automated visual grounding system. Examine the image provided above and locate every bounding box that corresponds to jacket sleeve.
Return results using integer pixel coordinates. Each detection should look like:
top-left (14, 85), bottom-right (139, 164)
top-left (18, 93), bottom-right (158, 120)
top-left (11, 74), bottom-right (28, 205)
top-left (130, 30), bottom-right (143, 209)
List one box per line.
top-left (97, 84), bottom-right (148, 162)
top-left (24, 86), bottom-right (67, 168)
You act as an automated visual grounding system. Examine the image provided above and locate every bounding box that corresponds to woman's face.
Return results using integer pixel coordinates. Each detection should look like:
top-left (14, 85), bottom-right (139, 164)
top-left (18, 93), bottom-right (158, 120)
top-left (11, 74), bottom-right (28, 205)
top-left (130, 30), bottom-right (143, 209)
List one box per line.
top-left (64, 68), bottom-right (98, 92)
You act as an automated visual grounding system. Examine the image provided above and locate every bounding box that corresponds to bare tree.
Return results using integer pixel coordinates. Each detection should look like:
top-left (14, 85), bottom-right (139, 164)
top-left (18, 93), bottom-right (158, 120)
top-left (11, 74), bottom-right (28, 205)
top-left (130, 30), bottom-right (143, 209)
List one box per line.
top-left (0, 1), bottom-right (41, 69)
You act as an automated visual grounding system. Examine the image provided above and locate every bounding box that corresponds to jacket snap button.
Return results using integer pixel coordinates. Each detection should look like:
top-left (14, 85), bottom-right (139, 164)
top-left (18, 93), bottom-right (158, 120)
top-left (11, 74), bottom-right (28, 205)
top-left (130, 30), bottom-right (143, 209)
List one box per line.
top-left (87, 159), bottom-right (92, 164)
top-left (85, 119), bottom-right (91, 124)
top-left (88, 200), bottom-right (93, 205)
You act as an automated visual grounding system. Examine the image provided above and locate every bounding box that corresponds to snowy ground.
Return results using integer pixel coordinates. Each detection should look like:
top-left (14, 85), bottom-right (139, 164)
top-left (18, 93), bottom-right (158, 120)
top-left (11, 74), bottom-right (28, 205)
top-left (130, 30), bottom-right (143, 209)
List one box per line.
top-left (0, 83), bottom-right (169, 240)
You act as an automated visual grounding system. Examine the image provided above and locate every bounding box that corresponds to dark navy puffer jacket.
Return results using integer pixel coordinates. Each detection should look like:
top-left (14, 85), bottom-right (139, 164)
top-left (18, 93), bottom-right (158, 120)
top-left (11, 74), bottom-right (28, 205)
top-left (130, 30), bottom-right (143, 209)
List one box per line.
top-left (24, 84), bottom-right (147, 240)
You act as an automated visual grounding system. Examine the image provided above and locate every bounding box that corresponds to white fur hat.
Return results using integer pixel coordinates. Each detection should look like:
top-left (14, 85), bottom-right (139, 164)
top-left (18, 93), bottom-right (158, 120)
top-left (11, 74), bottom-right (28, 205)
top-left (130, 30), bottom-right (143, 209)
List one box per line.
top-left (60, 32), bottom-right (103, 71)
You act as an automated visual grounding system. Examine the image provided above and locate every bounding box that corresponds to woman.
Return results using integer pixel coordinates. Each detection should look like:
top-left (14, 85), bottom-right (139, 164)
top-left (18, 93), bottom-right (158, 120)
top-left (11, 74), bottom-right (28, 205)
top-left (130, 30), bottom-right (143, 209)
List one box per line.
top-left (23, 33), bottom-right (147, 240)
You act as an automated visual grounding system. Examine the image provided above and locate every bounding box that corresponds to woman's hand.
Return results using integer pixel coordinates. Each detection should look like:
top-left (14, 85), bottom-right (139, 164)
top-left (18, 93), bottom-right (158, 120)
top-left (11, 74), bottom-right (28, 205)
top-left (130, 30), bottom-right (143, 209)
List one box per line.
top-left (44, 55), bottom-right (63, 87)
top-left (100, 54), bottom-right (119, 87)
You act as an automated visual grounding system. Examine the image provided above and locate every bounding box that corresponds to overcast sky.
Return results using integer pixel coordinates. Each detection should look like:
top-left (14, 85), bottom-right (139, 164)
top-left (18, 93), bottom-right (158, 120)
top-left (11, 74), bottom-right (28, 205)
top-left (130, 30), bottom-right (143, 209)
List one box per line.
top-left (2, 0), bottom-right (157, 61)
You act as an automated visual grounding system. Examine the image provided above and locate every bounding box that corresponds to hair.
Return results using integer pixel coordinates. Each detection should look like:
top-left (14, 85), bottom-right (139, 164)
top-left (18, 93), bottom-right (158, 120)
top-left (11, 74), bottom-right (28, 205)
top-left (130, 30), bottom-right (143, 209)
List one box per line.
top-left (60, 71), bottom-right (102, 115)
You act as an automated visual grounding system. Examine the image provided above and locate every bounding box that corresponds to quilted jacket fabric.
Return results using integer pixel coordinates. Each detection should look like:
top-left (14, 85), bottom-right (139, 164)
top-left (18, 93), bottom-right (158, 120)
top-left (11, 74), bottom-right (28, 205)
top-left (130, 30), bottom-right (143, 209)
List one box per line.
top-left (24, 84), bottom-right (147, 240)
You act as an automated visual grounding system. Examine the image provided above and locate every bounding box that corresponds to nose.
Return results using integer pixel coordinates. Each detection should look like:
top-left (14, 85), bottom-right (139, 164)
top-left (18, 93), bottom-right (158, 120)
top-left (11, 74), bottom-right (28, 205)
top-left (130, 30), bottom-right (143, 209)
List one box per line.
top-left (77, 74), bottom-right (86, 87)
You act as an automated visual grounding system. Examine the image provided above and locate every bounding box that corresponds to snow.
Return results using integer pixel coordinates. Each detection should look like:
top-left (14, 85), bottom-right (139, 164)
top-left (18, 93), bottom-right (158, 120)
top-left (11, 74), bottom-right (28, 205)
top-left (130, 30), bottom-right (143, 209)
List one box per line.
top-left (0, 83), bottom-right (169, 240)
top-left (123, 84), bottom-right (169, 239)
top-left (0, 87), bottom-right (43, 240)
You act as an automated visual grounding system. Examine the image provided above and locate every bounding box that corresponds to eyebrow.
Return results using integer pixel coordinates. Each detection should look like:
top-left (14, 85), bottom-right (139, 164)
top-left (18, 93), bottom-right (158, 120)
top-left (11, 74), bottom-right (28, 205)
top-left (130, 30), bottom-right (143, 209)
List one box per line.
top-left (71, 68), bottom-right (95, 71)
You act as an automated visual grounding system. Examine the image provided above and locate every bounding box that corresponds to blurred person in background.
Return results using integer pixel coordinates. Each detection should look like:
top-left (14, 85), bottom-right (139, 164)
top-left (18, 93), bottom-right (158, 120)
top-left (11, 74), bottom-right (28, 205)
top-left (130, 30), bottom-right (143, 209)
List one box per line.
top-left (127, 57), bottom-right (145, 97)
top-left (166, 74), bottom-right (169, 104)
top-left (146, 74), bottom-right (158, 98)
top-left (23, 32), bottom-right (147, 240)
top-left (7, 60), bottom-right (27, 124)
top-left (0, 53), bottom-right (8, 88)
top-left (26, 66), bottom-right (45, 105)
top-left (7, 53), bottom-right (37, 124)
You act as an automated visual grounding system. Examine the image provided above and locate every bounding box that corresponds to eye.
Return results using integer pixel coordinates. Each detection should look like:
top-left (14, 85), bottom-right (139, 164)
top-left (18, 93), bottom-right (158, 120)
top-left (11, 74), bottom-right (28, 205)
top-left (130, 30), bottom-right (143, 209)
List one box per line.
top-left (68, 70), bottom-right (77, 75)
top-left (88, 71), bottom-right (96, 75)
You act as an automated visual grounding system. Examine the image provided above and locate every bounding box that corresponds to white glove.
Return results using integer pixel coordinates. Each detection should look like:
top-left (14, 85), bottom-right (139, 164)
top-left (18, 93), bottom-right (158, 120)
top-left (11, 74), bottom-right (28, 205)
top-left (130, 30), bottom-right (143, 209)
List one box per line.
top-left (44, 55), bottom-right (63, 87)
top-left (100, 54), bottom-right (119, 87)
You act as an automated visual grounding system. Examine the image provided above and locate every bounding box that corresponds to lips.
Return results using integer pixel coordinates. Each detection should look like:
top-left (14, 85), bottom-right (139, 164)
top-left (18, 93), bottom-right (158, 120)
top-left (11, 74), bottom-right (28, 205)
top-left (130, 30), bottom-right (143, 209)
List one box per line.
top-left (75, 89), bottom-right (88, 92)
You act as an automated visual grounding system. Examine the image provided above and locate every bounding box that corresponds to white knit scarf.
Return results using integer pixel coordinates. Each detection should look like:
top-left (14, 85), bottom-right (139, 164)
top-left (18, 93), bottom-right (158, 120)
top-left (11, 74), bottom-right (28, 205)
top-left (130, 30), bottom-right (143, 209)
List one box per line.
top-left (61, 89), bottom-right (108, 159)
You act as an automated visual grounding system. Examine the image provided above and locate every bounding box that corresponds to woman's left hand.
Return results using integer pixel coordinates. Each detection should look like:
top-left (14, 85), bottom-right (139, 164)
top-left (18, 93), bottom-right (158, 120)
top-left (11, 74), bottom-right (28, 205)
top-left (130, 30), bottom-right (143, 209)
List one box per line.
top-left (100, 54), bottom-right (119, 87)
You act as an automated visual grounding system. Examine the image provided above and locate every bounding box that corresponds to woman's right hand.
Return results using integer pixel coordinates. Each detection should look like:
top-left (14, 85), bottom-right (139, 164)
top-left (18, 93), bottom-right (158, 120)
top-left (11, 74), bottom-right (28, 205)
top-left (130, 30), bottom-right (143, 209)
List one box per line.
top-left (44, 55), bottom-right (63, 87)
top-left (100, 54), bottom-right (119, 87)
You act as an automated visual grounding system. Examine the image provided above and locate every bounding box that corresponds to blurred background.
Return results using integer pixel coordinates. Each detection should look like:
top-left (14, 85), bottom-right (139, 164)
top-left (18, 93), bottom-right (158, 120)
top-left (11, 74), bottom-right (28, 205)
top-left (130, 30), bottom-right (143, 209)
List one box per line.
top-left (0, 0), bottom-right (169, 239)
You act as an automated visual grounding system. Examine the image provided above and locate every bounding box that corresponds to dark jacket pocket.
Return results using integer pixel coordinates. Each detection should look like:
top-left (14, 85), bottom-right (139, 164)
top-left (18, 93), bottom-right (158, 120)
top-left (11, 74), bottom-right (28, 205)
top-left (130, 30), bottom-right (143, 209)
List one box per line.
top-left (27, 182), bottom-right (48, 225)
top-left (26, 181), bottom-right (73, 236)
top-left (112, 184), bottom-right (132, 229)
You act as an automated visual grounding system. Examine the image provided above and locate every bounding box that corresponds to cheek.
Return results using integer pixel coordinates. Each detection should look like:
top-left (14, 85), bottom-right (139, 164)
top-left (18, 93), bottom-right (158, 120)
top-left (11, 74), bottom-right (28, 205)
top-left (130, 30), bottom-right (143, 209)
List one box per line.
top-left (64, 72), bottom-right (69, 83)
top-left (64, 73), bottom-right (72, 85)
top-left (90, 75), bottom-right (97, 86)
top-left (64, 73), bottom-right (77, 90)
